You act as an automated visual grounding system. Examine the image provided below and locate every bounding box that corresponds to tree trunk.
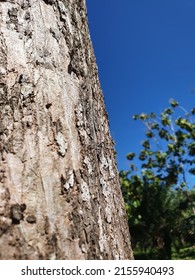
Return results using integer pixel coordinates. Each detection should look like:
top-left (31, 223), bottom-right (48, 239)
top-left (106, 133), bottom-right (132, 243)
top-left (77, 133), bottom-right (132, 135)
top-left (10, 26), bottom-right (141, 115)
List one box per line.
top-left (0, 0), bottom-right (133, 259)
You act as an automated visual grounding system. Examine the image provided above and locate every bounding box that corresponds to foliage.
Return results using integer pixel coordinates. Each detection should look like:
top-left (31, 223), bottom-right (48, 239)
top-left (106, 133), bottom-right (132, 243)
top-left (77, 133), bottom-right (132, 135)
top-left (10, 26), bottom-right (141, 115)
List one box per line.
top-left (121, 99), bottom-right (195, 259)
top-left (172, 246), bottom-right (195, 259)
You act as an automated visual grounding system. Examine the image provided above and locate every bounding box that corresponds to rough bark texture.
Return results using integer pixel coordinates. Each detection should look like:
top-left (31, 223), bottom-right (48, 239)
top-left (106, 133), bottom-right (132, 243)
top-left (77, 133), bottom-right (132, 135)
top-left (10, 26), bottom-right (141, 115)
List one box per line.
top-left (0, 0), bottom-right (133, 259)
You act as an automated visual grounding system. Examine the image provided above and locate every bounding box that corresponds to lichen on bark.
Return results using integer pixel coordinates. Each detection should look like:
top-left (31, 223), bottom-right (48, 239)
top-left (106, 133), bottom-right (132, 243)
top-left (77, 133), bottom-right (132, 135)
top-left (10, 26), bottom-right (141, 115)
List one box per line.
top-left (0, 0), bottom-right (133, 259)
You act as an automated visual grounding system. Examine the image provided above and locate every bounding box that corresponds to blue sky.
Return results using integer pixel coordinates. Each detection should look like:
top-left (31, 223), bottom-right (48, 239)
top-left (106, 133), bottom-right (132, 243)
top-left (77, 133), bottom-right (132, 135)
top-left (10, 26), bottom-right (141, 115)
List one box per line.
top-left (86, 0), bottom-right (195, 171)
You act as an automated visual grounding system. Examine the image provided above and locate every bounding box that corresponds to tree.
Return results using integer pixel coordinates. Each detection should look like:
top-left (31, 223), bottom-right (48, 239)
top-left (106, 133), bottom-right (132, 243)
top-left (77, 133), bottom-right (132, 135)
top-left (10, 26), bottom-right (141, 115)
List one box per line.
top-left (121, 99), bottom-right (195, 259)
top-left (0, 0), bottom-right (133, 259)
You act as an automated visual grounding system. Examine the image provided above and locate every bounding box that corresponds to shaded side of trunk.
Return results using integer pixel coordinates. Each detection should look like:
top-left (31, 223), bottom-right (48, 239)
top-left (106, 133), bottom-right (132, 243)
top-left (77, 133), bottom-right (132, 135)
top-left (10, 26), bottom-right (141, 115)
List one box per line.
top-left (0, 0), bottom-right (133, 259)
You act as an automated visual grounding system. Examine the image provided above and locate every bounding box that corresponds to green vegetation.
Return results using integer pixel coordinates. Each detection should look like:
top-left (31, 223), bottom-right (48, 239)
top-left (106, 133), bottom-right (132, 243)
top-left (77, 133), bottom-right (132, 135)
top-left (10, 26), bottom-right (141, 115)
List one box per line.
top-left (120, 99), bottom-right (195, 259)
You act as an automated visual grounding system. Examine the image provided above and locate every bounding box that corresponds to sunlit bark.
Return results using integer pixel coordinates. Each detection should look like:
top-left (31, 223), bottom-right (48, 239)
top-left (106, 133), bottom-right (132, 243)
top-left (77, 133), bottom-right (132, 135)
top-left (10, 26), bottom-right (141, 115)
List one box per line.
top-left (0, 0), bottom-right (133, 259)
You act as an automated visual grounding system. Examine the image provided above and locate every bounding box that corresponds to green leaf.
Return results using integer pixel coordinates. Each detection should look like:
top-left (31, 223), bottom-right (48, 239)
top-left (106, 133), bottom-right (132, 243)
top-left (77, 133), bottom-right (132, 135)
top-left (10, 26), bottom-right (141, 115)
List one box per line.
top-left (149, 112), bottom-right (156, 118)
top-left (159, 128), bottom-right (169, 140)
top-left (133, 114), bottom-right (139, 120)
top-left (189, 168), bottom-right (195, 175)
top-left (139, 150), bottom-right (148, 161)
top-left (169, 98), bottom-right (179, 108)
top-left (126, 153), bottom-right (136, 160)
top-left (151, 123), bottom-right (159, 130)
top-left (142, 140), bottom-right (150, 149)
top-left (140, 113), bottom-right (148, 120)
top-left (168, 143), bottom-right (174, 151)
top-left (176, 118), bottom-right (192, 132)
top-left (146, 131), bottom-right (154, 138)
top-left (165, 108), bottom-right (173, 115)
top-left (162, 117), bottom-right (171, 126)
top-left (133, 200), bottom-right (140, 208)
top-left (188, 142), bottom-right (195, 156)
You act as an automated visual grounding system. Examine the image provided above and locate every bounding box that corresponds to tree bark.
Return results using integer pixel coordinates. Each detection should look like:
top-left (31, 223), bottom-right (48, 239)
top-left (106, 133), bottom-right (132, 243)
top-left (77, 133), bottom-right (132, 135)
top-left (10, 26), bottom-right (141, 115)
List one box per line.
top-left (0, 0), bottom-right (133, 259)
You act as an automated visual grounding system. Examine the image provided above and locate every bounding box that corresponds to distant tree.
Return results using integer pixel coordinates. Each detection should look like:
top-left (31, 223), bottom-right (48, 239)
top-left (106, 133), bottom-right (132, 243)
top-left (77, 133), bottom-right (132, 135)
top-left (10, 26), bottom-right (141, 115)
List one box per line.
top-left (120, 99), bottom-right (195, 259)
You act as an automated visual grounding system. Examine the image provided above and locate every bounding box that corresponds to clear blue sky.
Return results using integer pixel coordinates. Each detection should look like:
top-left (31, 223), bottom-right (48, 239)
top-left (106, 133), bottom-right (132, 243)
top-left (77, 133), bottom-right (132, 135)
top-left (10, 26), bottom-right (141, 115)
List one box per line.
top-left (86, 0), bottom-right (195, 171)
